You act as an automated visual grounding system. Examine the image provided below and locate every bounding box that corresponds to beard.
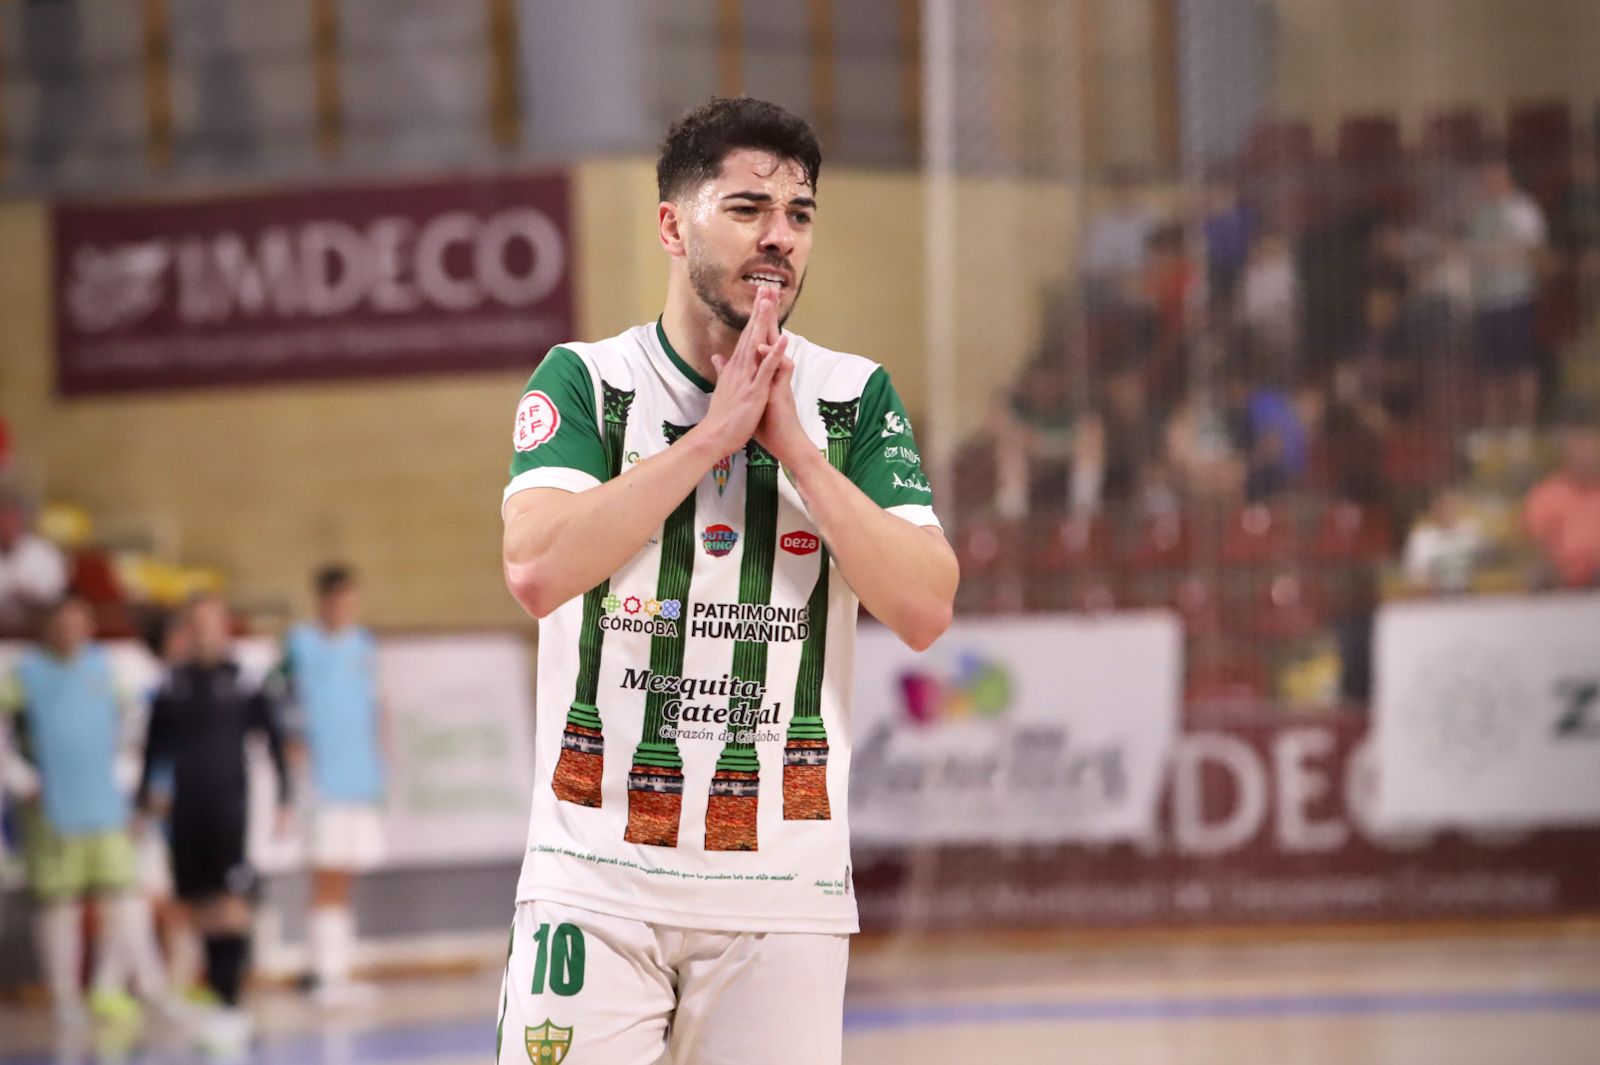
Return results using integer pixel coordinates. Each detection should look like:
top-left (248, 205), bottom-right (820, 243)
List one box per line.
top-left (688, 250), bottom-right (804, 332)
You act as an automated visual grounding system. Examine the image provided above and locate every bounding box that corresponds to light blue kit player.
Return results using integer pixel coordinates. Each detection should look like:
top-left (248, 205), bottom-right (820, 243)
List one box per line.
top-left (277, 565), bottom-right (386, 1002)
top-left (1, 596), bottom-right (168, 1025)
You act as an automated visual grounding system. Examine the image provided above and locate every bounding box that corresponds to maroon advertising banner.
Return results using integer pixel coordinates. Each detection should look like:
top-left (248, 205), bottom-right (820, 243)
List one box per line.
top-left (856, 710), bottom-right (1600, 931)
top-left (52, 172), bottom-right (574, 394)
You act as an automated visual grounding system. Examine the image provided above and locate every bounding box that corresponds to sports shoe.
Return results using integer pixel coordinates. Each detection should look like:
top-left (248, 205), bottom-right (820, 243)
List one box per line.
top-left (88, 988), bottom-right (144, 1027)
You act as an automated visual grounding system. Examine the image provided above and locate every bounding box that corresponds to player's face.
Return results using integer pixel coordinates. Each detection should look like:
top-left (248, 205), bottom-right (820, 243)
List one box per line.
top-left (188, 597), bottom-right (233, 661)
top-left (44, 600), bottom-right (93, 655)
top-left (320, 584), bottom-right (361, 629)
top-left (679, 149), bottom-right (814, 332)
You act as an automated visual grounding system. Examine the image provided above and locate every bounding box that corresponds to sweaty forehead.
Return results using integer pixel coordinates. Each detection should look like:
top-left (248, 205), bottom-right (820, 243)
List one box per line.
top-left (711, 149), bottom-right (812, 196)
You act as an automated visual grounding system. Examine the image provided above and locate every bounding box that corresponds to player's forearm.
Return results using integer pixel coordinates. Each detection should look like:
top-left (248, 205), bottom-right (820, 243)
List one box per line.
top-left (503, 427), bottom-right (727, 617)
top-left (785, 450), bottom-right (957, 651)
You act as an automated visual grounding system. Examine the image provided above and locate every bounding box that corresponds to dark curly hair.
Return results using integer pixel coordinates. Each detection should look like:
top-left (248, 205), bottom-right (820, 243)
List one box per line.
top-left (656, 97), bottom-right (821, 202)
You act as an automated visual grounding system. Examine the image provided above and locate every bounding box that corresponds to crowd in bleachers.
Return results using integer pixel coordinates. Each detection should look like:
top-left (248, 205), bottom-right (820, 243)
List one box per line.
top-left (953, 102), bottom-right (1600, 710)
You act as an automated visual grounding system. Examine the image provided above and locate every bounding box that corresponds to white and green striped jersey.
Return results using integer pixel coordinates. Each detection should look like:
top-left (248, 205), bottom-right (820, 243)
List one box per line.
top-left (503, 320), bottom-right (939, 934)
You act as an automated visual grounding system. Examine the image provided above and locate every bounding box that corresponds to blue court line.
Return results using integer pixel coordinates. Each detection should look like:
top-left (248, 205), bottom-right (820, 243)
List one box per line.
top-left (3, 987), bottom-right (1598, 1064)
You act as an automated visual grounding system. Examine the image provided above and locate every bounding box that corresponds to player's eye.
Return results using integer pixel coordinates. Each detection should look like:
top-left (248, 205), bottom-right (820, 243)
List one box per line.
top-left (729, 204), bottom-right (759, 218)
top-left (790, 211), bottom-right (813, 226)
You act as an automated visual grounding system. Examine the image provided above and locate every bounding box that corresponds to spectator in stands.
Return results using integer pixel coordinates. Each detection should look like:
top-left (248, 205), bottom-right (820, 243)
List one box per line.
top-left (1237, 230), bottom-right (1301, 368)
top-left (1140, 223), bottom-right (1203, 404)
top-left (1202, 175), bottom-right (1256, 312)
top-left (0, 489), bottom-right (69, 637)
top-left (1220, 355), bottom-right (1310, 501)
top-left (1073, 362), bottom-right (1175, 516)
top-left (1524, 411), bottom-right (1600, 589)
top-left (1082, 170), bottom-right (1153, 310)
top-left (1166, 387), bottom-right (1245, 502)
top-left (1320, 361), bottom-right (1391, 509)
top-left (1403, 487), bottom-right (1489, 594)
top-left (990, 353), bottom-right (1086, 516)
top-left (1468, 157), bottom-right (1548, 430)
top-left (1559, 142), bottom-right (1600, 320)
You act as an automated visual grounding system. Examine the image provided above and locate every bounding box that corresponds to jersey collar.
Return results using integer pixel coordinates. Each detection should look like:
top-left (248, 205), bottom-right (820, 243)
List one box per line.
top-left (655, 318), bottom-right (714, 394)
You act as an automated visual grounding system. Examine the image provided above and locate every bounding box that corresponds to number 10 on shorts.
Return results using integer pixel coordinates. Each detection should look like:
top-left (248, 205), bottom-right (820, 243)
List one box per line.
top-left (530, 923), bottom-right (586, 996)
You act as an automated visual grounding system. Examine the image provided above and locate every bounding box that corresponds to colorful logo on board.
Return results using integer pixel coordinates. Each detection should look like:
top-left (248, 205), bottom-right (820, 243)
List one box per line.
top-left (899, 651), bottom-right (1012, 726)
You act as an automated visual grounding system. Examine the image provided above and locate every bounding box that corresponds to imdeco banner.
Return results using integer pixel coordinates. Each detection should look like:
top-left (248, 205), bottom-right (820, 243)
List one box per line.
top-left (52, 172), bottom-right (573, 394)
top-left (1373, 593), bottom-right (1600, 831)
top-left (848, 612), bottom-right (1183, 845)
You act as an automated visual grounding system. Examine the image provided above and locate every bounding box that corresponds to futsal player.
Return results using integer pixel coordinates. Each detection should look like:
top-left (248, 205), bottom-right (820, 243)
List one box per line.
top-left (1, 596), bottom-right (168, 1028)
top-left (139, 593), bottom-right (292, 1046)
top-left (497, 97), bottom-right (958, 1063)
top-left (277, 564), bottom-right (386, 1004)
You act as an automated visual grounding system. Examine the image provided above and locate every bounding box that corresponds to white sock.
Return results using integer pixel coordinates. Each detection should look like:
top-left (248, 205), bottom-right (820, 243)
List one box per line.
top-left (166, 914), bottom-right (203, 992)
top-left (310, 906), bottom-right (355, 989)
top-left (103, 894), bottom-right (169, 1000)
top-left (34, 901), bottom-right (85, 1011)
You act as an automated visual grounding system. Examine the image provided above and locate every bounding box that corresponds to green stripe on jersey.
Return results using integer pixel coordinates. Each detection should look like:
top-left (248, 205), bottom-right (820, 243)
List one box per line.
top-left (711, 440), bottom-right (781, 775)
top-left (631, 422), bottom-right (698, 771)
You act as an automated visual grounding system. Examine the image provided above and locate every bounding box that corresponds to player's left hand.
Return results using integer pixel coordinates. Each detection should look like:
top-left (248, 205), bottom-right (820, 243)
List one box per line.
top-left (754, 346), bottom-right (810, 467)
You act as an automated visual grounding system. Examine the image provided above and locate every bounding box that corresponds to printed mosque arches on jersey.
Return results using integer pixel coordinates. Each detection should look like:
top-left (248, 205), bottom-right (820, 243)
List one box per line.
top-left (703, 436), bottom-right (784, 851)
top-left (624, 421), bottom-right (698, 848)
top-left (784, 395), bottom-right (860, 821)
top-left (551, 381), bottom-right (636, 809)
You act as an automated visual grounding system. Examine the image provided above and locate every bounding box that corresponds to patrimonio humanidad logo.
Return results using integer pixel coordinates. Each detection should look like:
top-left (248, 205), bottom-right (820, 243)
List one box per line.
top-left (899, 651), bottom-right (1013, 726)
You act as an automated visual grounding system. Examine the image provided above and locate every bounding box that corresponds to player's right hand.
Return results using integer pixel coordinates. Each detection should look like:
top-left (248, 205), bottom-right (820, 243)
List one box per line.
top-left (696, 285), bottom-right (787, 457)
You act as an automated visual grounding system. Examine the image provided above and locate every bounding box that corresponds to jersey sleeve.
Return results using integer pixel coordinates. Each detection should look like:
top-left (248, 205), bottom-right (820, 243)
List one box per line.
top-left (503, 346), bottom-right (608, 513)
top-left (845, 367), bottom-right (942, 529)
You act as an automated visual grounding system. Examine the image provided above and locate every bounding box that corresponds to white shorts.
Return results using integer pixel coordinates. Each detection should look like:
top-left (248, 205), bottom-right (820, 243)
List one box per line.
top-left (310, 804), bottom-right (387, 872)
top-left (495, 899), bottom-right (849, 1065)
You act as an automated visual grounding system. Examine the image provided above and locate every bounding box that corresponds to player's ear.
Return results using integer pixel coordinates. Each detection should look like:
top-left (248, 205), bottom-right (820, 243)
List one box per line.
top-left (659, 202), bottom-right (687, 257)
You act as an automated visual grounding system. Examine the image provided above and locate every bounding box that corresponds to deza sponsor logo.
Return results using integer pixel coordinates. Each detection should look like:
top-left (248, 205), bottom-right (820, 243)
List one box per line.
top-left (780, 531), bottom-right (820, 556)
top-left (66, 206), bottom-right (567, 333)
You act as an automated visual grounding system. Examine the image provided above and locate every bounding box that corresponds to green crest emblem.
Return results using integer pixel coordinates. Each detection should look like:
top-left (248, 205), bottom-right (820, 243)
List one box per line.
top-left (525, 1020), bottom-right (573, 1064)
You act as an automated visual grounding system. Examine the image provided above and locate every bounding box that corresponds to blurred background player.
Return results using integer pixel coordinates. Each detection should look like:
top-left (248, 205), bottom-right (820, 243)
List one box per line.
top-left (0, 596), bottom-right (167, 1029)
top-left (138, 594), bottom-right (291, 1047)
top-left (277, 564), bottom-right (386, 1005)
top-left (133, 608), bottom-right (204, 1001)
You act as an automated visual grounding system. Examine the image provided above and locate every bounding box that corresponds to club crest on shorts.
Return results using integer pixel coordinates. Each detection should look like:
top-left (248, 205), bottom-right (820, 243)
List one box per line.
top-left (514, 390), bottom-right (560, 451)
top-left (525, 1021), bottom-right (573, 1064)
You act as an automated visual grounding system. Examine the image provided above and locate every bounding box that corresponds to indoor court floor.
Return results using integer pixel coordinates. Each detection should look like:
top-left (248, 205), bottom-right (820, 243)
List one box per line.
top-left (0, 931), bottom-right (1596, 1064)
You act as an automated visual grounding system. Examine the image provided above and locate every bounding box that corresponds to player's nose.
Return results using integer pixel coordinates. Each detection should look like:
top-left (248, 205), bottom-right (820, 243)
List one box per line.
top-left (757, 213), bottom-right (797, 256)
